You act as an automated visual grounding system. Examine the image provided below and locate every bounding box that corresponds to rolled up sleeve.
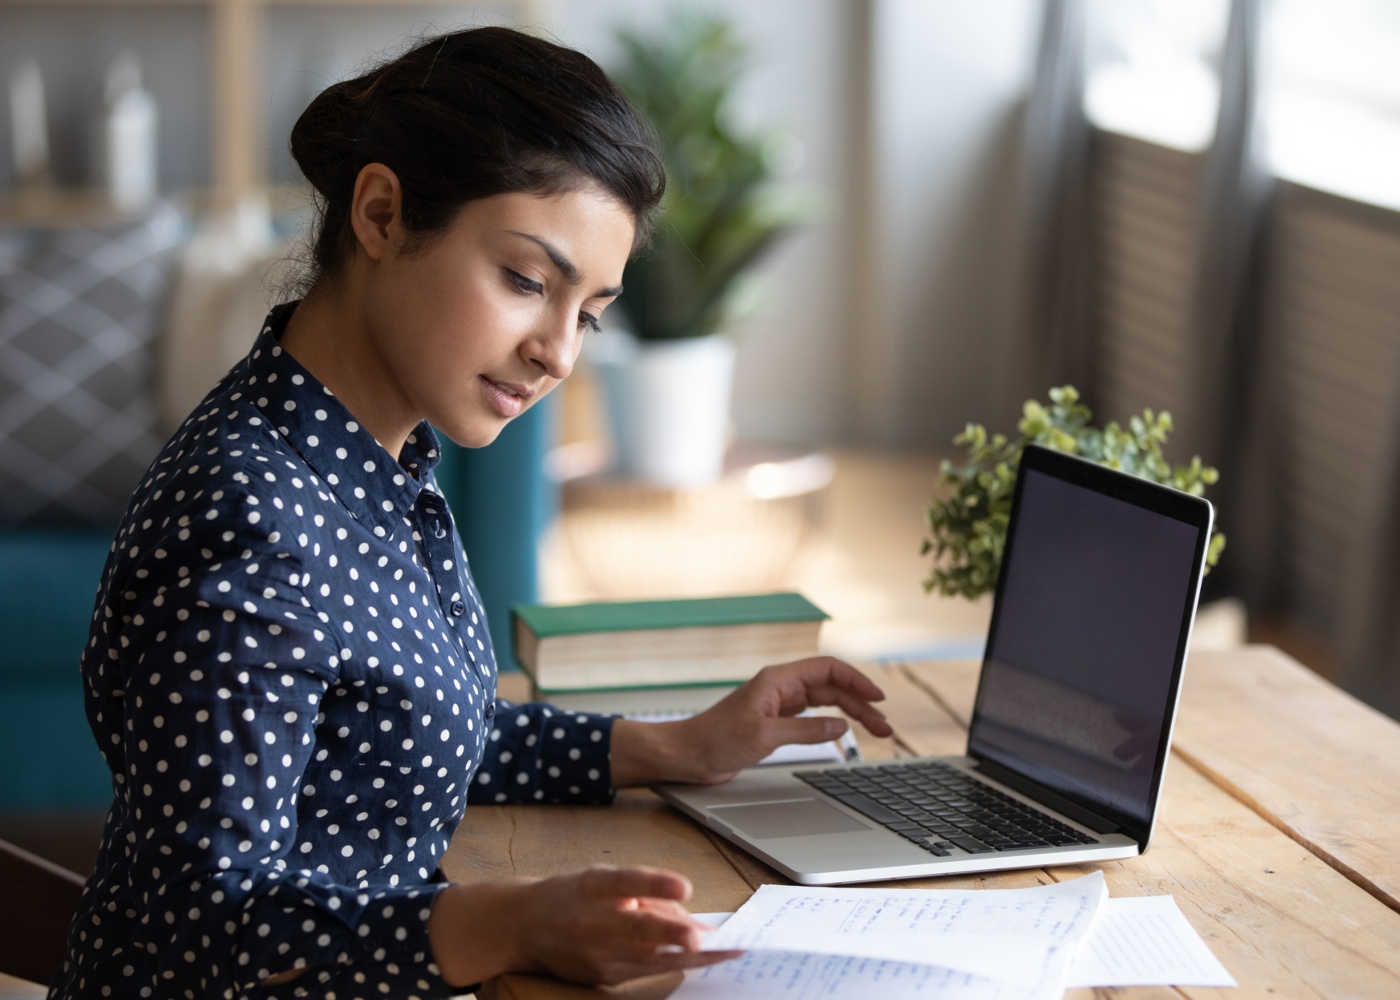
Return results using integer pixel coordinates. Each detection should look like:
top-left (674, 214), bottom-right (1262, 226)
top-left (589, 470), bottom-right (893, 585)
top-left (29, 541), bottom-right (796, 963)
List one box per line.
top-left (468, 701), bottom-right (616, 806)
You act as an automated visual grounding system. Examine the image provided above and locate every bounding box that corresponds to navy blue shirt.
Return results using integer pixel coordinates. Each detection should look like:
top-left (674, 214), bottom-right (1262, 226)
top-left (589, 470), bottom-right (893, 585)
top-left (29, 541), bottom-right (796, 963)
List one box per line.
top-left (52, 304), bottom-right (617, 999)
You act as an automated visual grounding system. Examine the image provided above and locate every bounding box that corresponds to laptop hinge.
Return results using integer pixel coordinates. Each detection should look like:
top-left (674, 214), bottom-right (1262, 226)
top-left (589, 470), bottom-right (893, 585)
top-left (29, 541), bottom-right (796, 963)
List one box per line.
top-left (972, 757), bottom-right (1122, 836)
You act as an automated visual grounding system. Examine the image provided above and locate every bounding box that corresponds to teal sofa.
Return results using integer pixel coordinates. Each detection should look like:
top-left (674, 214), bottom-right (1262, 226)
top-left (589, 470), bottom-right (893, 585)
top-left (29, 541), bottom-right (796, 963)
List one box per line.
top-left (0, 529), bottom-right (116, 808)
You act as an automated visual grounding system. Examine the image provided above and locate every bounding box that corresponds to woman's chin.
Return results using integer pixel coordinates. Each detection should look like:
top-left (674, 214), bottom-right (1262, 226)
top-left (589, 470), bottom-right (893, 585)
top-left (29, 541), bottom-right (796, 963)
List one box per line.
top-left (433, 385), bottom-right (541, 449)
top-left (436, 413), bottom-right (509, 450)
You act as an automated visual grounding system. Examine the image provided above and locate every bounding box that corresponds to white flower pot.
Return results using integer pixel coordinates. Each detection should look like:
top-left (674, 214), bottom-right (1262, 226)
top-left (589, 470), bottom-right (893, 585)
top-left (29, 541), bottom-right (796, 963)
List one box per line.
top-left (588, 329), bottom-right (736, 487)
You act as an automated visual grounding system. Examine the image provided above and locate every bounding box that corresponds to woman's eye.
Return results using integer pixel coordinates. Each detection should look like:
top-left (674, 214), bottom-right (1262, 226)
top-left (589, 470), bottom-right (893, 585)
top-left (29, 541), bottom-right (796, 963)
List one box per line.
top-left (504, 268), bottom-right (543, 295)
top-left (579, 312), bottom-right (602, 333)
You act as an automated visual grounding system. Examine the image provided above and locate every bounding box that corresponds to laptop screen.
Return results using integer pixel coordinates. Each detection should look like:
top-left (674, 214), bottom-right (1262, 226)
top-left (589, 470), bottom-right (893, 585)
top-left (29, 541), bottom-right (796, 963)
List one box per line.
top-left (967, 447), bottom-right (1210, 839)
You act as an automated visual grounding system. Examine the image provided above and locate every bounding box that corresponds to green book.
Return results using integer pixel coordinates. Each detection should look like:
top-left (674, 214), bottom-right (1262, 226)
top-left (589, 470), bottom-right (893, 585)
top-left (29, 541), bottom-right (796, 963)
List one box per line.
top-left (512, 592), bottom-right (829, 694)
top-left (532, 683), bottom-right (742, 716)
top-left (514, 592), bottom-right (827, 637)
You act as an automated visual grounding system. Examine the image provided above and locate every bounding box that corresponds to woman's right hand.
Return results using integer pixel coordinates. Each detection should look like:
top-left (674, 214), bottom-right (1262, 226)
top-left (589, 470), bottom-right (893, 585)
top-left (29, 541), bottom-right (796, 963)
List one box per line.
top-left (428, 865), bottom-right (741, 988)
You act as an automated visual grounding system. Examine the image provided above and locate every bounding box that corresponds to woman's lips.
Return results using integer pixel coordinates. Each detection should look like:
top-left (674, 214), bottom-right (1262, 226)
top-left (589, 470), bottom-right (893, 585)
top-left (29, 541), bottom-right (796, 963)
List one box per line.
top-left (479, 375), bottom-right (533, 418)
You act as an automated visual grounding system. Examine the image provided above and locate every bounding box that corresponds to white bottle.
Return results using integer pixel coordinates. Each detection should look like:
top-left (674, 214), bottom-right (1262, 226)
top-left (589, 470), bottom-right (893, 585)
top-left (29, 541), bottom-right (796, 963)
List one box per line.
top-left (101, 51), bottom-right (158, 211)
top-left (9, 59), bottom-right (50, 186)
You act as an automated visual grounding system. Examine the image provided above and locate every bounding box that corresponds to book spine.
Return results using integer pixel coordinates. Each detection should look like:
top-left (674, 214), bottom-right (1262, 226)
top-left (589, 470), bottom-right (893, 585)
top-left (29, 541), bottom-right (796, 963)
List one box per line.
top-left (534, 679), bottom-right (744, 696)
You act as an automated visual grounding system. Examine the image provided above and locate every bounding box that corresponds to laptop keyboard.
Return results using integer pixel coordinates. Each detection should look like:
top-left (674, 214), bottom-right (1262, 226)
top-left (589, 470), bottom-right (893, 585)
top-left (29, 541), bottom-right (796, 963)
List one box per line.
top-left (794, 761), bottom-right (1100, 857)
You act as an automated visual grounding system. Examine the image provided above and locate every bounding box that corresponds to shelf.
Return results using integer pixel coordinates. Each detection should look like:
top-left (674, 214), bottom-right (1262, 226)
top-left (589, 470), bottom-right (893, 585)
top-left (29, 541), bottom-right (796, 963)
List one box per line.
top-left (0, 1), bottom-right (484, 6)
top-left (2, 0), bottom-right (538, 213)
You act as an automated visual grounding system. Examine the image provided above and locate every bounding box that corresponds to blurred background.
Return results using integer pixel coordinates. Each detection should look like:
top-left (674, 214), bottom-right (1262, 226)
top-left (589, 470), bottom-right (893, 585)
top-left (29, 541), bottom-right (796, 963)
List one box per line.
top-left (0, 0), bottom-right (1397, 881)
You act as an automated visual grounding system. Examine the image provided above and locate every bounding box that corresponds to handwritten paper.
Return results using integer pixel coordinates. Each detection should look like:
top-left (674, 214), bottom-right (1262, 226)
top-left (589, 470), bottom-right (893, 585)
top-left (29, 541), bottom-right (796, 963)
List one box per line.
top-left (1066, 896), bottom-right (1236, 987)
top-left (683, 889), bottom-right (1234, 999)
top-left (702, 871), bottom-right (1106, 987)
top-left (675, 949), bottom-right (1063, 1000)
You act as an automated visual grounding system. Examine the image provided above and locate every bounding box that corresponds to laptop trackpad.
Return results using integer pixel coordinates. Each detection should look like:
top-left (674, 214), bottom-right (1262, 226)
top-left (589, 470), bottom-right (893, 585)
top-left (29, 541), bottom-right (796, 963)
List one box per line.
top-left (709, 798), bottom-right (871, 839)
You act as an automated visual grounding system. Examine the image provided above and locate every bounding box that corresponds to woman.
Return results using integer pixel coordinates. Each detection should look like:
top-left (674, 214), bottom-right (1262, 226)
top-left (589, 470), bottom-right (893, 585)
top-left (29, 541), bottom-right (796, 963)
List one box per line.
top-left (53, 27), bottom-right (890, 999)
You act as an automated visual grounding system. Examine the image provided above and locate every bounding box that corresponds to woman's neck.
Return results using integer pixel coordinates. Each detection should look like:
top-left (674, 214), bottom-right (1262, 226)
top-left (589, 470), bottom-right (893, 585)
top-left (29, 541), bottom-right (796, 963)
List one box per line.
top-left (279, 281), bottom-right (422, 464)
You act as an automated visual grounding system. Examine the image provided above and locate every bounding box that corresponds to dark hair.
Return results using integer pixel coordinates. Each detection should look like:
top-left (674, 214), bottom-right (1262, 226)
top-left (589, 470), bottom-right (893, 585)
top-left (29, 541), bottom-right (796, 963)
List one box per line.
top-left (288, 27), bottom-right (665, 290)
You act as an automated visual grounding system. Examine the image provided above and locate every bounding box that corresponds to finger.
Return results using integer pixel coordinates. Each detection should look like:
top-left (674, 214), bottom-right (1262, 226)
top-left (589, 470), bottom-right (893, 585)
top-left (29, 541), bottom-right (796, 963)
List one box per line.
top-left (766, 714), bottom-right (849, 746)
top-left (820, 659), bottom-right (887, 702)
top-left (781, 657), bottom-right (887, 702)
top-left (595, 949), bottom-right (746, 986)
top-left (634, 896), bottom-right (699, 920)
top-left (587, 916), bottom-right (705, 969)
top-left (760, 661), bottom-right (886, 721)
top-left (847, 700), bottom-right (894, 738)
top-left (617, 908), bottom-right (708, 951)
top-left (582, 865), bottom-right (692, 903)
top-left (651, 949), bottom-right (746, 970)
top-left (802, 686), bottom-right (894, 738)
top-left (634, 898), bottom-right (707, 940)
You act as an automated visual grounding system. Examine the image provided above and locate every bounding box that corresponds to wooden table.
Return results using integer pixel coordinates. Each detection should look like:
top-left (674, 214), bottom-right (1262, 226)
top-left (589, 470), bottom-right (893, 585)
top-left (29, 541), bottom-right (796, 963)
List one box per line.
top-left (444, 647), bottom-right (1400, 999)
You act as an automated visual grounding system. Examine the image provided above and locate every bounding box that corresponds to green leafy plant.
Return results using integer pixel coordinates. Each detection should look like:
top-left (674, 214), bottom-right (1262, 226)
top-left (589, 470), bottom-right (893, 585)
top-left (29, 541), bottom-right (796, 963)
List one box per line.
top-left (923, 386), bottom-right (1226, 599)
top-left (611, 13), bottom-right (807, 340)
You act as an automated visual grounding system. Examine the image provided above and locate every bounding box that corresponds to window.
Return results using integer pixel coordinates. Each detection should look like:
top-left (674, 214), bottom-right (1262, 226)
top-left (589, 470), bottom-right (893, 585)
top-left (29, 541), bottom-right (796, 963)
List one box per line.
top-left (1262, 0), bottom-right (1400, 210)
top-left (1083, 0), bottom-right (1230, 153)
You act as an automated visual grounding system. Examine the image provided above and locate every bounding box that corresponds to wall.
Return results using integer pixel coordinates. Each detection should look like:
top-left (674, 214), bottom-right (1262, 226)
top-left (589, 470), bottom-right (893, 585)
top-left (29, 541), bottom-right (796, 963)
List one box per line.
top-left (559, 0), bottom-right (1045, 447)
top-left (263, 4), bottom-right (512, 187)
top-left (0, 0), bottom-right (1047, 448)
top-left (864, 0), bottom-right (1043, 446)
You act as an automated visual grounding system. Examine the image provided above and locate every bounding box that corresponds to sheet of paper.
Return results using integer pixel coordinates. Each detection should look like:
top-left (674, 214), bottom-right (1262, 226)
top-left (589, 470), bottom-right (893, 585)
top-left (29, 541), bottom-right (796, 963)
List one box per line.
top-left (673, 950), bottom-right (1064, 1000)
top-left (690, 890), bottom-right (1236, 995)
top-left (702, 871), bottom-right (1106, 987)
top-left (631, 711), bottom-right (857, 765)
top-left (1067, 895), bottom-right (1236, 987)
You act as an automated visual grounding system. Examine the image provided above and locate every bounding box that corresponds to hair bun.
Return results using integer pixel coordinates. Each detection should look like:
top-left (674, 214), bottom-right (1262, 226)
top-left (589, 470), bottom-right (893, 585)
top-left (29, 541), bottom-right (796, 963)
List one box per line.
top-left (285, 27), bottom-right (664, 295)
top-left (289, 76), bottom-right (374, 201)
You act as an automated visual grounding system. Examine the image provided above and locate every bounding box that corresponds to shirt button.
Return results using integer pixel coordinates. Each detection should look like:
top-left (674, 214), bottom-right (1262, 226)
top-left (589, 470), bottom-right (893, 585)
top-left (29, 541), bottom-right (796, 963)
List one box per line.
top-left (450, 600), bottom-right (466, 617)
top-left (484, 701), bottom-right (496, 719)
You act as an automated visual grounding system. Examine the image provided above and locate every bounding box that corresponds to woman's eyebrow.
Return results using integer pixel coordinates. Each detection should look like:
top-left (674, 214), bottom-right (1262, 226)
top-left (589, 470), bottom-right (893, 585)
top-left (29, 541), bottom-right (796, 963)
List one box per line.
top-left (508, 230), bottom-right (623, 298)
top-left (509, 231), bottom-right (580, 283)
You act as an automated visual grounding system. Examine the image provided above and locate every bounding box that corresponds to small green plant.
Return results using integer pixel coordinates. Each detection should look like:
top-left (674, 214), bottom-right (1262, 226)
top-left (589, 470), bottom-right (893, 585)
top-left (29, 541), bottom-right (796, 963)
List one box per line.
top-left (611, 12), bottom-right (807, 340)
top-left (923, 386), bottom-right (1226, 599)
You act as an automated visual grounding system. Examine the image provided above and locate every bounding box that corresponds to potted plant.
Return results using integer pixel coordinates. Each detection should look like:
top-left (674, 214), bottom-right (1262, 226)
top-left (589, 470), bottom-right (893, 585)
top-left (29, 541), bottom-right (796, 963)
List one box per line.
top-left (924, 386), bottom-right (1227, 599)
top-left (593, 12), bottom-right (804, 486)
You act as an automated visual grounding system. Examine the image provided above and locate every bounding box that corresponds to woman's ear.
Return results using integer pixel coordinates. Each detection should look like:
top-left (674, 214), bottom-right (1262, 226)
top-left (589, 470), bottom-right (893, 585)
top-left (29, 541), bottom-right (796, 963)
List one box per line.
top-left (349, 162), bottom-right (404, 263)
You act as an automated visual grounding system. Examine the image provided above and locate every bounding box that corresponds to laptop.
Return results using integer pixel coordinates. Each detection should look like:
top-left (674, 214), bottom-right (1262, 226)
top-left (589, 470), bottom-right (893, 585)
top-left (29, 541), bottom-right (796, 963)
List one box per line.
top-left (655, 444), bottom-right (1214, 884)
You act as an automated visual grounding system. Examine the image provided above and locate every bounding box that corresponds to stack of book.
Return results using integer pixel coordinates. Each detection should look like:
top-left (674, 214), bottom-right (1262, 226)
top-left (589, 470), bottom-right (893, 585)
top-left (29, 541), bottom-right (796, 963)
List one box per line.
top-left (511, 592), bottom-right (830, 715)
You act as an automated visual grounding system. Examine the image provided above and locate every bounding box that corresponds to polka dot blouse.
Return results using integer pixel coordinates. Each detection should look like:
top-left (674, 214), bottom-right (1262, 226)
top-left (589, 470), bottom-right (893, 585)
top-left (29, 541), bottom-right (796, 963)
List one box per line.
top-left (52, 303), bottom-right (617, 999)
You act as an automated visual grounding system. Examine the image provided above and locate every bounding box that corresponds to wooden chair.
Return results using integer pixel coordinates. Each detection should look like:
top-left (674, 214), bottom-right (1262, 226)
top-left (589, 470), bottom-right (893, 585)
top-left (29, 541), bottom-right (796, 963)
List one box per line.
top-left (0, 838), bottom-right (85, 988)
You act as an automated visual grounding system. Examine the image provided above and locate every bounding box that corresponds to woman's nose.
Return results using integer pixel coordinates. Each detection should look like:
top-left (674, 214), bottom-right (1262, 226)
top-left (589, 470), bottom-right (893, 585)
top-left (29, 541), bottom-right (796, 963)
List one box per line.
top-left (525, 310), bottom-right (578, 381)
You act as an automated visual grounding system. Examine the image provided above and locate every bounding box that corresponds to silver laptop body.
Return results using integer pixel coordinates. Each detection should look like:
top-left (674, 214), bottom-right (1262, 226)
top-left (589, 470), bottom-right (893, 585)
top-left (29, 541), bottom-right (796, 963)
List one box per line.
top-left (656, 445), bottom-right (1214, 885)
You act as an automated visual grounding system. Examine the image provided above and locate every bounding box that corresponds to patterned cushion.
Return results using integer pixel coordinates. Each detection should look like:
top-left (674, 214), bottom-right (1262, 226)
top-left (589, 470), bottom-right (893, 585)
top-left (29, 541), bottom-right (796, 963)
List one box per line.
top-left (0, 202), bottom-right (183, 525)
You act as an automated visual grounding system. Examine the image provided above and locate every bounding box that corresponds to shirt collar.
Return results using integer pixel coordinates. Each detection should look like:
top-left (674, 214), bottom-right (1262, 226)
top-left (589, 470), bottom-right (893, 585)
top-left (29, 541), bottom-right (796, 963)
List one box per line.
top-left (238, 302), bottom-right (443, 538)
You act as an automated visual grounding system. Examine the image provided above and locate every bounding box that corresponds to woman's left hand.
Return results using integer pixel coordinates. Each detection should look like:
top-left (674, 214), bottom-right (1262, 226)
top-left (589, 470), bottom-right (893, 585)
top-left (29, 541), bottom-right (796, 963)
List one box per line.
top-left (610, 657), bottom-right (893, 787)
